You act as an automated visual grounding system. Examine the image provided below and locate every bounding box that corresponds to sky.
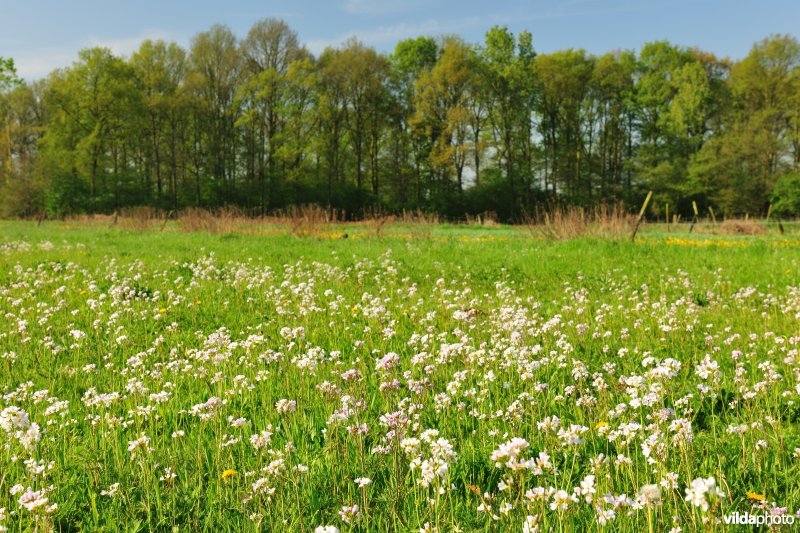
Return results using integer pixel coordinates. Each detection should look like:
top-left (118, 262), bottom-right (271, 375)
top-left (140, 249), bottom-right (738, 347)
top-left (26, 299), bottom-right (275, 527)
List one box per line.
top-left (1, 0), bottom-right (798, 80)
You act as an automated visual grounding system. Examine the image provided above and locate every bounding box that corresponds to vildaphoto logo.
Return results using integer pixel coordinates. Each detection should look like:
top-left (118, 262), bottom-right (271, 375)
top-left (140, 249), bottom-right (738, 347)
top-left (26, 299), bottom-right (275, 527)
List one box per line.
top-left (723, 512), bottom-right (795, 526)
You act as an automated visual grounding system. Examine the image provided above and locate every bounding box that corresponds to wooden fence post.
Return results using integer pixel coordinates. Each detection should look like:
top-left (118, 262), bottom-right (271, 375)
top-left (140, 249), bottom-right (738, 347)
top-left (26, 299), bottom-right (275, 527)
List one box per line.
top-left (161, 210), bottom-right (174, 231)
top-left (689, 201), bottom-right (699, 233)
top-left (631, 190), bottom-right (653, 242)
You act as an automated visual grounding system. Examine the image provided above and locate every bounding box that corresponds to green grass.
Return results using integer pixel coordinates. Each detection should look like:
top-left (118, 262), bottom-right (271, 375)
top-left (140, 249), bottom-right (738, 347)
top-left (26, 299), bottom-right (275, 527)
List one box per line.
top-left (1, 221), bottom-right (799, 531)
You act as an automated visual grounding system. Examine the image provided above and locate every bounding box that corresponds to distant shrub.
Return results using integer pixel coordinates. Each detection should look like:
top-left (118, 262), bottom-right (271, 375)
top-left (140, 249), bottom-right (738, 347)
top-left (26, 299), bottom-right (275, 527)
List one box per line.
top-left (719, 219), bottom-right (767, 235)
top-left (771, 172), bottom-right (800, 217)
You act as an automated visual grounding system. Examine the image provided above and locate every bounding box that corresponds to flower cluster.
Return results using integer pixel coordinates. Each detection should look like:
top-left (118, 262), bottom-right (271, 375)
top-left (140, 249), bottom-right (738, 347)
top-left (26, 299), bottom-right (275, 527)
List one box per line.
top-left (0, 407), bottom-right (41, 451)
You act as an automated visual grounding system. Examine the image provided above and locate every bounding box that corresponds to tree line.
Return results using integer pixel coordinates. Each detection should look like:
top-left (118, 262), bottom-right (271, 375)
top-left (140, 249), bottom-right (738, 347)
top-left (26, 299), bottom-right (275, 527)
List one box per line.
top-left (1, 20), bottom-right (799, 220)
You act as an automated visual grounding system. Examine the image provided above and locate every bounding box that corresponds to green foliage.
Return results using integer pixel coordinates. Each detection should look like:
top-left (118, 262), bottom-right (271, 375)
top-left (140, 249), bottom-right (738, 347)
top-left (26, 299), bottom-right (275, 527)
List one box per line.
top-left (0, 56), bottom-right (20, 91)
top-left (0, 72), bottom-right (45, 216)
top-left (2, 25), bottom-right (800, 220)
top-left (391, 37), bottom-right (438, 77)
top-left (771, 172), bottom-right (800, 216)
top-left (685, 36), bottom-right (800, 217)
top-left (536, 49), bottom-right (594, 201)
top-left (412, 37), bottom-right (476, 193)
top-left (45, 170), bottom-right (91, 216)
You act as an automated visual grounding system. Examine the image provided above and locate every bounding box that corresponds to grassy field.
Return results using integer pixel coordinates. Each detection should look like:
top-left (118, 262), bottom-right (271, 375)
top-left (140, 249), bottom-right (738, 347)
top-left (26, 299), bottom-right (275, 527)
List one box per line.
top-left (1, 221), bottom-right (800, 531)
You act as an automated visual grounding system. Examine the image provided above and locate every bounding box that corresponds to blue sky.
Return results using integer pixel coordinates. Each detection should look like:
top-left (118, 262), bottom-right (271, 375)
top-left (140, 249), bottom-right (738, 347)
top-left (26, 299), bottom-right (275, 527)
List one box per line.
top-left (2, 0), bottom-right (798, 79)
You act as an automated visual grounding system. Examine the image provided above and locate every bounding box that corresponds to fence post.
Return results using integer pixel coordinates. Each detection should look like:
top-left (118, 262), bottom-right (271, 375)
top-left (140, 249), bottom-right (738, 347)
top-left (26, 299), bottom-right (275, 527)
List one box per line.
top-left (161, 210), bottom-right (173, 231)
top-left (631, 191), bottom-right (653, 242)
top-left (689, 201), bottom-right (699, 233)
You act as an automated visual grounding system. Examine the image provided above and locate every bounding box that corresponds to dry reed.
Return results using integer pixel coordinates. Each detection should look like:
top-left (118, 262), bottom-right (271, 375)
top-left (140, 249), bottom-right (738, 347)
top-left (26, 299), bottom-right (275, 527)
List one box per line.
top-left (525, 203), bottom-right (634, 240)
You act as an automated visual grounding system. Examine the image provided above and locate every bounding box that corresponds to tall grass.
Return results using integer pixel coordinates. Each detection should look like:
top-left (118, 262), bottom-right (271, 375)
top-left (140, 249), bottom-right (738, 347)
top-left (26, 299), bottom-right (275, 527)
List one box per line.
top-left (524, 203), bottom-right (634, 240)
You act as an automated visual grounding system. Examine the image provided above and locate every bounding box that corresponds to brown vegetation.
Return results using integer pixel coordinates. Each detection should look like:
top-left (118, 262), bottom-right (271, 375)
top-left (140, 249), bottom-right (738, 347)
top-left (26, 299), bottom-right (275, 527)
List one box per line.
top-left (524, 203), bottom-right (635, 240)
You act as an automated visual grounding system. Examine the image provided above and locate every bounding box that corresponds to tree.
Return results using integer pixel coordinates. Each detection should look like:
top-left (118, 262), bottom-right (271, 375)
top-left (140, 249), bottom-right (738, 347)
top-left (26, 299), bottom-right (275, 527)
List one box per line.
top-left (238, 19), bottom-right (306, 212)
top-left (130, 39), bottom-right (187, 206)
top-left (1, 25), bottom-right (798, 221)
top-left (1, 56), bottom-right (22, 192)
top-left (339, 39), bottom-right (389, 206)
top-left (588, 51), bottom-right (635, 201)
top-left (279, 57), bottom-right (318, 202)
top-left (186, 25), bottom-right (242, 205)
top-left (632, 42), bottom-right (695, 207)
top-left (481, 26), bottom-right (537, 215)
top-left (42, 48), bottom-right (141, 211)
top-left (535, 49), bottom-right (594, 202)
top-left (388, 37), bottom-right (438, 208)
top-left (690, 35), bottom-right (799, 215)
top-left (771, 172), bottom-right (800, 216)
top-left (0, 57), bottom-right (19, 89)
top-left (0, 67), bottom-right (49, 217)
top-left (316, 46), bottom-right (350, 211)
top-left (413, 37), bottom-right (477, 204)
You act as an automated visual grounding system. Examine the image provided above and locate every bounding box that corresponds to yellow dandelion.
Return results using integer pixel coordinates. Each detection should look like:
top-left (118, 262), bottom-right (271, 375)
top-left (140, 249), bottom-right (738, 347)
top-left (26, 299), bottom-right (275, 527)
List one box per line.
top-left (159, 308), bottom-right (167, 314)
top-left (595, 421), bottom-right (609, 430)
top-left (195, 300), bottom-right (202, 305)
top-left (221, 469), bottom-right (237, 480)
top-left (746, 491), bottom-right (766, 501)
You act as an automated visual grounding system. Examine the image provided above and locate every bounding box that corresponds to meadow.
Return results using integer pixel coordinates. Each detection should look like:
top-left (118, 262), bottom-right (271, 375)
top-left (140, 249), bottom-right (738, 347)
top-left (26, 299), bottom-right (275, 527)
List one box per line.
top-left (1, 220), bottom-right (799, 531)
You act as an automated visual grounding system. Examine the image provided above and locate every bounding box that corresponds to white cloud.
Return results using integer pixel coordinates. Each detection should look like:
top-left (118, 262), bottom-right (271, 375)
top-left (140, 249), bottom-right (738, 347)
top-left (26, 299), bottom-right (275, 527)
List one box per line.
top-left (305, 16), bottom-right (482, 54)
top-left (309, 1), bottom-right (670, 56)
top-left (513, 0), bottom-right (703, 24)
top-left (13, 29), bottom-right (172, 80)
top-left (87, 29), bottom-right (172, 58)
top-left (13, 48), bottom-right (75, 80)
top-left (341, 0), bottom-right (428, 15)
